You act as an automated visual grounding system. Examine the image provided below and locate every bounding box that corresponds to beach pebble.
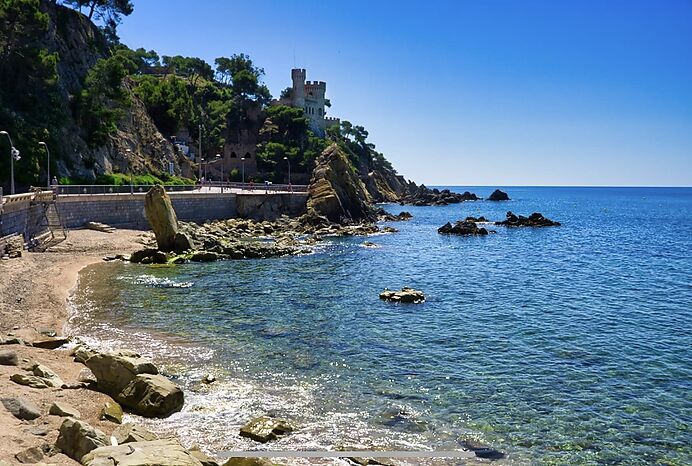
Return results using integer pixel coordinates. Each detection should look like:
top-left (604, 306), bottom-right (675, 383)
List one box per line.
top-left (1, 397), bottom-right (41, 420)
top-left (15, 446), bottom-right (44, 464)
top-left (49, 401), bottom-right (81, 418)
top-left (0, 349), bottom-right (18, 365)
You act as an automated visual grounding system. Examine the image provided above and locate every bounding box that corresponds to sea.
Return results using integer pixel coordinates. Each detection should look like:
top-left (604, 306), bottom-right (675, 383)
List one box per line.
top-left (66, 186), bottom-right (692, 465)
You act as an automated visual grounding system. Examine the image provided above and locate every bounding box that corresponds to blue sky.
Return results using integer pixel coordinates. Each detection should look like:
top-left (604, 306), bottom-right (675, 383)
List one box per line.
top-left (118, 0), bottom-right (692, 186)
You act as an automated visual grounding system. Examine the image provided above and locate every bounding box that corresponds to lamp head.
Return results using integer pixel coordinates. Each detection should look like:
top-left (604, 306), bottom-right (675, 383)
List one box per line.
top-left (0, 131), bottom-right (7, 135)
top-left (39, 141), bottom-right (46, 146)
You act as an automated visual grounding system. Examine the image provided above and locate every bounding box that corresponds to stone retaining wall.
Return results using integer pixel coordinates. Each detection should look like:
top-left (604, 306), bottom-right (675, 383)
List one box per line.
top-left (0, 191), bottom-right (308, 243)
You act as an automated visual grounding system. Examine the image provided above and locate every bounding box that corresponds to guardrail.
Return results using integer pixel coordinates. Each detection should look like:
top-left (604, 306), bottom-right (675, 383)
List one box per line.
top-left (53, 182), bottom-right (309, 195)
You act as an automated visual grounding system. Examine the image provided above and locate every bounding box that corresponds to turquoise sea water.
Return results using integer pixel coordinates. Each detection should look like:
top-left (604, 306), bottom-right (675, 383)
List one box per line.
top-left (68, 187), bottom-right (692, 465)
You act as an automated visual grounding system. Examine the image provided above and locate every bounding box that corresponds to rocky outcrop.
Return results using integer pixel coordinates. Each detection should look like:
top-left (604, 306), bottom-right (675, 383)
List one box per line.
top-left (399, 185), bottom-right (479, 206)
top-left (145, 185), bottom-right (180, 252)
top-left (496, 211), bottom-right (561, 227)
top-left (239, 416), bottom-right (295, 443)
top-left (438, 220), bottom-right (489, 236)
top-left (487, 189), bottom-right (510, 201)
top-left (116, 373), bottom-right (185, 418)
top-left (379, 287), bottom-right (425, 303)
top-left (55, 418), bottom-right (109, 462)
top-left (81, 438), bottom-right (205, 466)
top-left (305, 144), bottom-right (376, 224)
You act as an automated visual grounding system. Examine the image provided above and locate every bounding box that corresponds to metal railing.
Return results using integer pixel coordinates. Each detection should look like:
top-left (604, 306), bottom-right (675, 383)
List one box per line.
top-left (53, 182), bottom-right (309, 196)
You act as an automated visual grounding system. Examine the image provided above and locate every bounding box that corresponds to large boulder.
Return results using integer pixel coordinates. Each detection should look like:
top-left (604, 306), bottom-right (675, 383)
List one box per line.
top-left (85, 350), bottom-right (158, 396)
top-left (55, 418), bottom-right (109, 462)
top-left (116, 373), bottom-right (184, 418)
top-left (145, 185), bottom-right (179, 252)
top-left (81, 438), bottom-right (204, 466)
top-left (305, 144), bottom-right (376, 224)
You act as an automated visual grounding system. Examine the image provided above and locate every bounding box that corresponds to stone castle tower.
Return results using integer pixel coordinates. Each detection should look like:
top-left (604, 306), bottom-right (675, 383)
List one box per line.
top-left (284, 68), bottom-right (339, 135)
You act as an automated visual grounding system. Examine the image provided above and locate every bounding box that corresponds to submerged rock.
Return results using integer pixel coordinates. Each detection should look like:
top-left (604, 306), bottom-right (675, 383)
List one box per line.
top-left (487, 189), bottom-right (510, 201)
top-left (379, 287), bottom-right (425, 304)
top-left (239, 416), bottom-right (295, 443)
top-left (496, 211), bottom-right (561, 227)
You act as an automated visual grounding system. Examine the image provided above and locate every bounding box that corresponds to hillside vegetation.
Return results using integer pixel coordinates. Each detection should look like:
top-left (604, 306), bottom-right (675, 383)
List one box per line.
top-left (0, 0), bottom-right (409, 200)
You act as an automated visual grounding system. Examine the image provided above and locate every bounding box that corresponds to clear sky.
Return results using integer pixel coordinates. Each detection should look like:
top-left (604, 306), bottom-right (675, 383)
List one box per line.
top-left (117, 0), bottom-right (692, 186)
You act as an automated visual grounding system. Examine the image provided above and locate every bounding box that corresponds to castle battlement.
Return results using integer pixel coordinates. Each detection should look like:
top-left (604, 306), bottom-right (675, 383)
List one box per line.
top-left (287, 69), bottom-right (332, 136)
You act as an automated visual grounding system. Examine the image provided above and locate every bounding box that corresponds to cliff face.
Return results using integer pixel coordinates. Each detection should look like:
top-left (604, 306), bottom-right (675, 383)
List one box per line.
top-left (41, 2), bottom-right (183, 182)
top-left (305, 144), bottom-right (376, 224)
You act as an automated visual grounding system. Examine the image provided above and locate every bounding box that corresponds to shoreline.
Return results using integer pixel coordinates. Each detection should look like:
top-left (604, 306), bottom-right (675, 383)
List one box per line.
top-left (0, 229), bottom-right (153, 465)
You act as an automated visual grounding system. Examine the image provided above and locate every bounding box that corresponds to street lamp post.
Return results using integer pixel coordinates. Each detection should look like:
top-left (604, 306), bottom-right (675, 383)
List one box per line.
top-left (215, 153), bottom-right (222, 192)
top-left (38, 142), bottom-right (50, 188)
top-left (0, 131), bottom-right (20, 195)
top-left (197, 125), bottom-right (203, 180)
top-left (240, 157), bottom-right (246, 186)
top-left (283, 156), bottom-right (291, 190)
top-left (126, 149), bottom-right (133, 194)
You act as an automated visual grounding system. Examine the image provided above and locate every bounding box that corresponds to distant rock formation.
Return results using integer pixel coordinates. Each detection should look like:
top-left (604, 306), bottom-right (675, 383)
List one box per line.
top-left (399, 185), bottom-right (479, 206)
top-left (496, 211), bottom-right (561, 227)
top-left (487, 189), bottom-right (510, 201)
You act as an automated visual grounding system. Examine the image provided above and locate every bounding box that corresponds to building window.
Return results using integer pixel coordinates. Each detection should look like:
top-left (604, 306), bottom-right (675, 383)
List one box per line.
top-left (230, 152), bottom-right (237, 158)
top-left (245, 152), bottom-right (251, 159)
top-left (318, 108), bottom-right (322, 116)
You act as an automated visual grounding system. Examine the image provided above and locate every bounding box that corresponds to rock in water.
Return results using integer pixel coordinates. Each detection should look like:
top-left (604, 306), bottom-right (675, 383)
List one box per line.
top-left (116, 373), bottom-right (184, 418)
top-left (239, 416), bottom-right (295, 443)
top-left (438, 221), bottom-right (489, 236)
top-left (487, 189), bottom-right (510, 201)
top-left (379, 287), bottom-right (426, 303)
top-left (81, 438), bottom-right (205, 466)
top-left (55, 418), bottom-right (109, 462)
top-left (144, 185), bottom-right (179, 252)
top-left (305, 144), bottom-right (376, 224)
top-left (1, 397), bottom-right (41, 420)
top-left (496, 211), bottom-right (561, 227)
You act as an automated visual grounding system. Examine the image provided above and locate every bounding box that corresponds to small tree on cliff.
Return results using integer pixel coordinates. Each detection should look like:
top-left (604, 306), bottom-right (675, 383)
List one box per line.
top-left (62, 0), bottom-right (133, 22)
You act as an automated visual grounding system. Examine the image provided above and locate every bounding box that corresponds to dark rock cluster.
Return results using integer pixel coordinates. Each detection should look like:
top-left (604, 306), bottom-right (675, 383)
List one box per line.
top-left (496, 211), bottom-right (561, 227)
top-left (438, 220), bottom-right (489, 236)
top-left (399, 185), bottom-right (480, 206)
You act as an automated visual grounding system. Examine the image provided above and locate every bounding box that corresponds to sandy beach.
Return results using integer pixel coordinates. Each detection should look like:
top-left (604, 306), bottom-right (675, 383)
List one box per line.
top-left (0, 229), bottom-right (146, 464)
